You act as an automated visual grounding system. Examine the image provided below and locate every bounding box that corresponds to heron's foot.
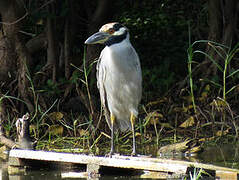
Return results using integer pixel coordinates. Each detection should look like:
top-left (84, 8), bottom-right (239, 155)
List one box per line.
top-left (105, 150), bottom-right (114, 158)
top-left (131, 150), bottom-right (137, 156)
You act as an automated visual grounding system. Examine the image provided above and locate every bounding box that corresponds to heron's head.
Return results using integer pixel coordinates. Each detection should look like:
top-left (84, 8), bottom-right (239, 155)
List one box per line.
top-left (84, 22), bottom-right (128, 46)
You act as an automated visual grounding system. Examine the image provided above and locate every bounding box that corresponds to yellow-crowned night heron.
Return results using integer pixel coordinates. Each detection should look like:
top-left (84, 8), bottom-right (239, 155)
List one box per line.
top-left (85, 22), bottom-right (142, 156)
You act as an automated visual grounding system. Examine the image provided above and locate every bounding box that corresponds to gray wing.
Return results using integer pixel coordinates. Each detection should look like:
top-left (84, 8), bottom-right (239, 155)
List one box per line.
top-left (96, 53), bottom-right (112, 130)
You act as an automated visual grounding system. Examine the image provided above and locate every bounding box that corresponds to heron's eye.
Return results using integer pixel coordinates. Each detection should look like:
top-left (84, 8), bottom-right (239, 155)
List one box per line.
top-left (108, 28), bottom-right (115, 34)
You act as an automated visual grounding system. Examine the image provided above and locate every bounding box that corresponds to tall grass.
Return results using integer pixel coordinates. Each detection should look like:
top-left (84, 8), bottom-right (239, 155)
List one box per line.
top-left (70, 48), bottom-right (98, 149)
top-left (194, 41), bottom-right (239, 101)
top-left (187, 38), bottom-right (239, 110)
top-left (187, 25), bottom-right (197, 114)
top-left (188, 168), bottom-right (203, 180)
top-left (0, 93), bottom-right (27, 136)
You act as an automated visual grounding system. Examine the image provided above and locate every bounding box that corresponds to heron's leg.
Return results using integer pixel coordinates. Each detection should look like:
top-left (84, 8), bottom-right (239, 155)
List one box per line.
top-left (130, 112), bottom-right (136, 156)
top-left (109, 114), bottom-right (115, 156)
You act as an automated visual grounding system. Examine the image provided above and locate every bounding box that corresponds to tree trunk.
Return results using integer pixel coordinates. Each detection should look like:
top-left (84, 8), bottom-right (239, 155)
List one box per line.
top-left (16, 36), bottom-right (34, 112)
top-left (204, 0), bottom-right (222, 78)
top-left (64, 16), bottom-right (72, 79)
top-left (45, 3), bottom-right (57, 83)
top-left (221, 0), bottom-right (237, 47)
top-left (0, 0), bottom-right (34, 112)
top-left (201, 0), bottom-right (238, 83)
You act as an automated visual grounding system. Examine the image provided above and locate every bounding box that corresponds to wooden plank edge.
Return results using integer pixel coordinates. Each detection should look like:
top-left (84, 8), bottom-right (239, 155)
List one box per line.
top-left (9, 149), bottom-right (187, 174)
top-left (9, 149), bottom-right (239, 174)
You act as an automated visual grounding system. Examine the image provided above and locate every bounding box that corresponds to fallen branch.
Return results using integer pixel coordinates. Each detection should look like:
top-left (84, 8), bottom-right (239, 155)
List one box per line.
top-left (0, 133), bottom-right (17, 149)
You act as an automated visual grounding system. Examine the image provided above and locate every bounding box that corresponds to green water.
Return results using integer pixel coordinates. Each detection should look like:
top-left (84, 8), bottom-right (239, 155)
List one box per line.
top-left (0, 161), bottom-right (153, 180)
top-left (0, 168), bottom-right (153, 180)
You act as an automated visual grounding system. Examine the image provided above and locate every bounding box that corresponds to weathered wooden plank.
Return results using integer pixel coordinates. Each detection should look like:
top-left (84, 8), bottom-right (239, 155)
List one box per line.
top-left (9, 149), bottom-right (187, 174)
top-left (216, 170), bottom-right (238, 180)
top-left (8, 149), bottom-right (239, 175)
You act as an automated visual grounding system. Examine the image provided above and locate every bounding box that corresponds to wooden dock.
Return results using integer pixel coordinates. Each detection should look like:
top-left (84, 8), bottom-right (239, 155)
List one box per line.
top-left (8, 149), bottom-right (239, 179)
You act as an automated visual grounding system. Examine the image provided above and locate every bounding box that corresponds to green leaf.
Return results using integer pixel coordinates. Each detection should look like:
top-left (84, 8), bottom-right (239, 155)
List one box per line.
top-left (201, 78), bottom-right (222, 88)
top-left (226, 69), bottom-right (239, 78)
top-left (226, 86), bottom-right (236, 95)
top-left (193, 50), bottom-right (223, 72)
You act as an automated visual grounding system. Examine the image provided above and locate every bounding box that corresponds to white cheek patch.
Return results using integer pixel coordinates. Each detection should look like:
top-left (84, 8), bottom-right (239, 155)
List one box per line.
top-left (100, 24), bottom-right (111, 32)
top-left (113, 27), bottom-right (126, 36)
